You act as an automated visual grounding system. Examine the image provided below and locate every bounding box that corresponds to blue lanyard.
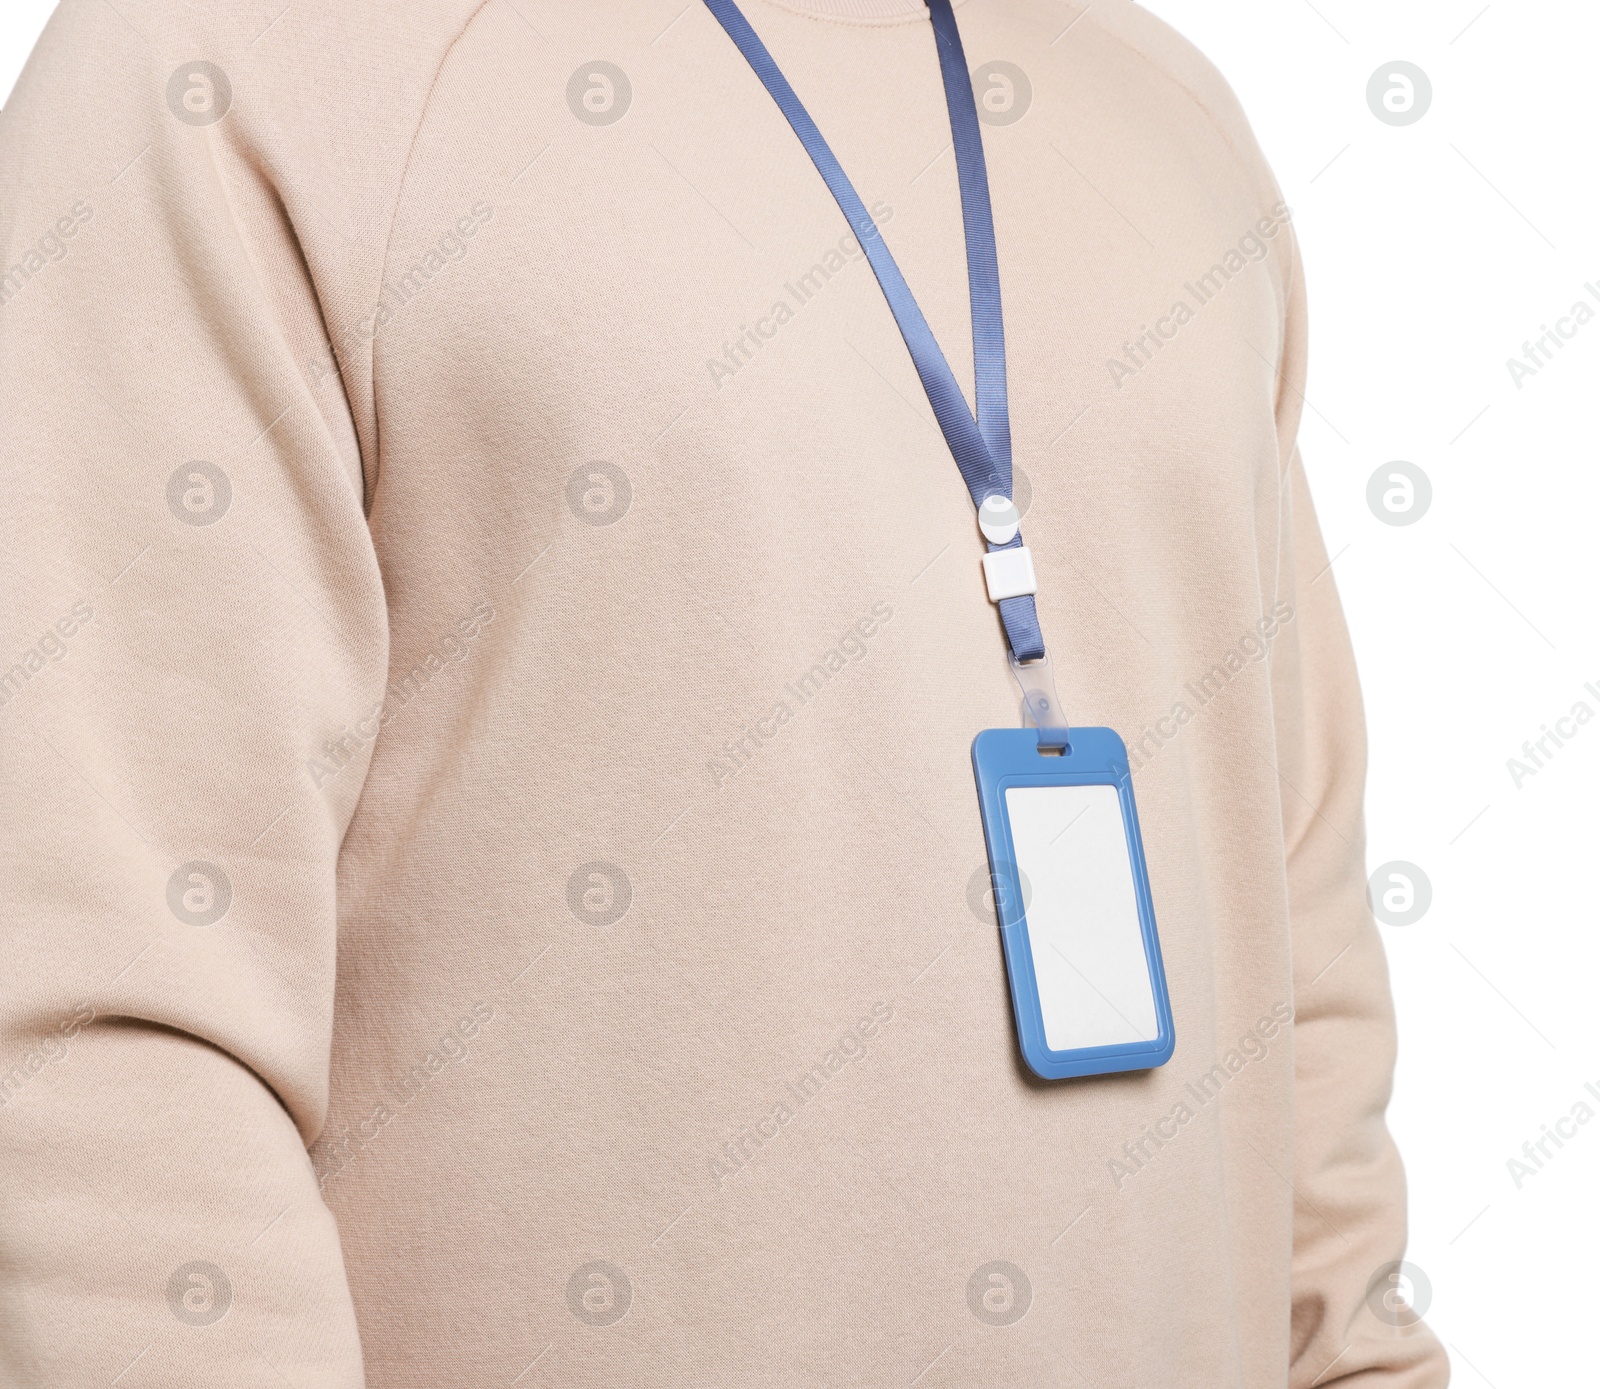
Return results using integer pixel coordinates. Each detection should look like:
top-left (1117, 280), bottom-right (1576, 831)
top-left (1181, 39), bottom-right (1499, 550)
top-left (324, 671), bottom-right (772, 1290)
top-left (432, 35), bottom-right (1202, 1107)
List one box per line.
top-left (702, 0), bottom-right (1047, 667)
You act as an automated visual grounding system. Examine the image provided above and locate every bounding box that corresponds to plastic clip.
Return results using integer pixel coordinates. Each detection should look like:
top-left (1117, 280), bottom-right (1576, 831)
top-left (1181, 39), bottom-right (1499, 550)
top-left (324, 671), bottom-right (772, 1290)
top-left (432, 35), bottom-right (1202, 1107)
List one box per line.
top-left (1010, 652), bottom-right (1070, 752)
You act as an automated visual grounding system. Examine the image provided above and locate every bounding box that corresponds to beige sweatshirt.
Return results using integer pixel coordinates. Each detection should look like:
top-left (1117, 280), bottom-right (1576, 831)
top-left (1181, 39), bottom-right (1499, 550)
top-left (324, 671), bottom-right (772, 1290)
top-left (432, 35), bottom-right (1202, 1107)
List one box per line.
top-left (0, 0), bottom-right (1448, 1384)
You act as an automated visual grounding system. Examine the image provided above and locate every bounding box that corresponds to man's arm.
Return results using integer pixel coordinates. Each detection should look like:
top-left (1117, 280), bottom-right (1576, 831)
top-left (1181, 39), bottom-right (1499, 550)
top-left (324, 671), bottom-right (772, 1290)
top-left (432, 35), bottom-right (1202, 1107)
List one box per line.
top-left (1059, 19), bottom-right (1447, 1372)
top-left (1271, 250), bottom-right (1449, 1385)
top-left (0, 4), bottom-right (394, 1380)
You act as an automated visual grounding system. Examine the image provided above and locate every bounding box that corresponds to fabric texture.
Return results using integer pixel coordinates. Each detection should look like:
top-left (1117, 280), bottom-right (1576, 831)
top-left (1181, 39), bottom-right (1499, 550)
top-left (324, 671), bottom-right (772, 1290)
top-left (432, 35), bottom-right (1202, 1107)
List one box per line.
top-left (0, 0), bottom-right (1448, 1384)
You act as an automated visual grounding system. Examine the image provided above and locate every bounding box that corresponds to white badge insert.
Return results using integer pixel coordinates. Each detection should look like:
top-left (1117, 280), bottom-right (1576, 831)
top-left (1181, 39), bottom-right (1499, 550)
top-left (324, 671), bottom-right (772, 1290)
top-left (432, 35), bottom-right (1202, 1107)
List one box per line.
top-left (1002, 783), bottom-right (1160, 1052)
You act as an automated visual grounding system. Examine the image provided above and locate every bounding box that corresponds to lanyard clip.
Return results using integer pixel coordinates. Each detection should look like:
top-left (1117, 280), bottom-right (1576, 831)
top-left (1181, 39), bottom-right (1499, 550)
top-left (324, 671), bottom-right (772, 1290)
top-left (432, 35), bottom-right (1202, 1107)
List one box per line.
top-left (1010, 652), bottom-right (1070, 752)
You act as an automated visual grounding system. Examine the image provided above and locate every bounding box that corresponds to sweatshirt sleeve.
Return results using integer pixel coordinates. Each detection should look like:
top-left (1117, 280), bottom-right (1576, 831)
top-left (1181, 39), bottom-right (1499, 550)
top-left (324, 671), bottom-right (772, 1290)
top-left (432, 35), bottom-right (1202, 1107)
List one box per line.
top-left (1269, 251), bottom-right (1449, 1387)
top-left (0, 6), bottom-right (392, 1384)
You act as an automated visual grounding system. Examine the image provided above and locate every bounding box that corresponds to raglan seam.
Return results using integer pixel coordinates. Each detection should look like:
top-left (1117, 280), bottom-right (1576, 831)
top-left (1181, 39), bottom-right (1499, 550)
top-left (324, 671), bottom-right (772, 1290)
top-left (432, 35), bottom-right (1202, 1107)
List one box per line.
top-left (364, 0), bottom-right (495, 511)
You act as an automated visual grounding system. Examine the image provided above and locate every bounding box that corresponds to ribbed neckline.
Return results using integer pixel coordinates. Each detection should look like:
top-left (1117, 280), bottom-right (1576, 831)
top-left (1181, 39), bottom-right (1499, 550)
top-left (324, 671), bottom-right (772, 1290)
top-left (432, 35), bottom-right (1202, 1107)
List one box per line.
top-left (756, 0), bottom-right (930, 25)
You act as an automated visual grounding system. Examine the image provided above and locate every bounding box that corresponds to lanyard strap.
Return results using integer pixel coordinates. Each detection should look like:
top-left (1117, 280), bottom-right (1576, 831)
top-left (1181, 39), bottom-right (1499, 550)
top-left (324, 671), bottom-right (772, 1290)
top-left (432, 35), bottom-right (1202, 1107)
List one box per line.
top-left (701, 0), bottom-right (1047, 666)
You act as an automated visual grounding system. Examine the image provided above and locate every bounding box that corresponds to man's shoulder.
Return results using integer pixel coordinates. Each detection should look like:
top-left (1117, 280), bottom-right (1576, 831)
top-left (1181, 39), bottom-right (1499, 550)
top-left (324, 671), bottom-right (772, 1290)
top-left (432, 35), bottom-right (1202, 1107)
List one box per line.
top-left (981, 0), bottom-right (1275, 191)
top-left (20, 0), bottom-right (490, 148)
top-left (1083, 2), bottom-right (1266, 166)
top-left (34, 0), bottom-right (490, 69)
top-left (6, 0), bottom-right (492, 257)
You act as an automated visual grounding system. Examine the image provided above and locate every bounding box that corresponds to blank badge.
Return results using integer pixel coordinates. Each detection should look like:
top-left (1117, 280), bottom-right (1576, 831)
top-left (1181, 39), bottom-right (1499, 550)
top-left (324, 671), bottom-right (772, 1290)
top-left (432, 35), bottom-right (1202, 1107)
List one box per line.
top-left (972, 727), bottom-right (1175, 1080)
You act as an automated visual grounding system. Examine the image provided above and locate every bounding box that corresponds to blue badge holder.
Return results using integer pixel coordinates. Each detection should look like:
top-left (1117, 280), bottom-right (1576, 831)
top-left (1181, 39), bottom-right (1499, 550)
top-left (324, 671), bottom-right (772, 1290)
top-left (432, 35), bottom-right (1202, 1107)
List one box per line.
top-left (971, 727), bottom-right (1176, 1080)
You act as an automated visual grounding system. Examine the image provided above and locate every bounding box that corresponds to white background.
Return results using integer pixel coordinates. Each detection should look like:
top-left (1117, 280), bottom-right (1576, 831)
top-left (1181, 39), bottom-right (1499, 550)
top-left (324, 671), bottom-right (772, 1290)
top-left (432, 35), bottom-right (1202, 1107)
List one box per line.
top-left (5, 1), bottom-right (1595, 1382)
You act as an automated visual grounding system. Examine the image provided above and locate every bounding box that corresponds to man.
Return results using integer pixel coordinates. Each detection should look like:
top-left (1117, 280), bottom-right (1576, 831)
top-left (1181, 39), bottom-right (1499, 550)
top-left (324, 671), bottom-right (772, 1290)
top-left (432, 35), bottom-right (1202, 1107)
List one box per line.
top-left (0, 0), bottom-right (1447, 1384)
